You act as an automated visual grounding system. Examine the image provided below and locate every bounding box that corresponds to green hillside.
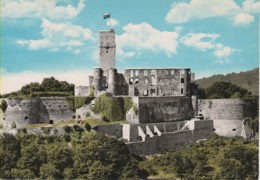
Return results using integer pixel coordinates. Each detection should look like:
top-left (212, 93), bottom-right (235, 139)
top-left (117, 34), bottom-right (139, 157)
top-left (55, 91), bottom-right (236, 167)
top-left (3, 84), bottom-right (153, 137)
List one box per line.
top-left (196, 68), bottom-right (259, 95)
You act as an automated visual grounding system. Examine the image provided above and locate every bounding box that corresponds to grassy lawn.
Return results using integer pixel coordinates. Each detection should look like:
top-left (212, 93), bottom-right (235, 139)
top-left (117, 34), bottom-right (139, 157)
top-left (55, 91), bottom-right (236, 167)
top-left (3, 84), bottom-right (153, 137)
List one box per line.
top-left (77, 118), bottom-right (130, 125)
top-left (52, 119), bottom-right (76, 127)
top-left (20, 118), bottom-right (130, 129)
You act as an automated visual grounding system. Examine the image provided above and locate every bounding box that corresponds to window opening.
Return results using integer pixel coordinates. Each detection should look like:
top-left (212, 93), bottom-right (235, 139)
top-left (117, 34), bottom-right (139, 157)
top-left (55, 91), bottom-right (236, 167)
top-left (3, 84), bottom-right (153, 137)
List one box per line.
top-left (144, 70), bottom-right (148, 76)
top-left (181, 88), bottom-right (183, 94)
top-left (171, 70), bottom-right (174, 74)
top-left (181, 78), bottom-right (184, 83)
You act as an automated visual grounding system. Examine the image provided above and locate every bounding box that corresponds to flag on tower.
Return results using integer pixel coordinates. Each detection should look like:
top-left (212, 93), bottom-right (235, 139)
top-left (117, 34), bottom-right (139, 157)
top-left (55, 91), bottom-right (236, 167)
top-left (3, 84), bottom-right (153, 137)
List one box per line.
top-left (103, 13), bottom-right (110, 19)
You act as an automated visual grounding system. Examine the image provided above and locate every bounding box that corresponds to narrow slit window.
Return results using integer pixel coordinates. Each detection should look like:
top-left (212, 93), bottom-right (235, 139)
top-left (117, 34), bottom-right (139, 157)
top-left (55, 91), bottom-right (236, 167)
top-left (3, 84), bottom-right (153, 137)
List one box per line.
top-left (181, 88), bottom-right (183, 94)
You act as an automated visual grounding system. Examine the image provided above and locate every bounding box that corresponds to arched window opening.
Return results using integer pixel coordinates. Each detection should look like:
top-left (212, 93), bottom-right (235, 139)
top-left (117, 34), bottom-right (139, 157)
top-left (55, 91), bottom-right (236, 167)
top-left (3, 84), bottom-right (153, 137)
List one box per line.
top-left (49, 120), bottom-right (54, 124)
top-left (24, 116), bottom-right (29, 120)
top-left (129, 78), bottom-right (134, 85)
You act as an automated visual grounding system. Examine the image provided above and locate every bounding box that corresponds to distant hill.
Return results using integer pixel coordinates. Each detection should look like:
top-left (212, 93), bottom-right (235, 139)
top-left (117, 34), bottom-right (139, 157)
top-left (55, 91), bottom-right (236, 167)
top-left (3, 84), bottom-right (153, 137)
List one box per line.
top-left (196, 68), bottom-right (259, 96)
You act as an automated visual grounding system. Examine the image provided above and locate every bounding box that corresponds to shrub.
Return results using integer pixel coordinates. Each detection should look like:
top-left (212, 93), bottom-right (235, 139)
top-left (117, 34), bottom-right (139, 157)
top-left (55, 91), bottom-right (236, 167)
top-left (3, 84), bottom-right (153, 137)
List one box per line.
top-left (41, 127), bottom-right (52, 135)
top-left (1, 100), bottom-right (8, 113)
top-left (133, 105), bottom-right (138, 115)
top-left (11, 122), bottom-right (16, 129)
top-left (83, 122), bottom-right (91, 132)
top-left (85, 112), bottom-right (90, 118)
top-left (72, 115), bottom-right (76, 119)
top-left (77, 115), bottom-right (81, 119)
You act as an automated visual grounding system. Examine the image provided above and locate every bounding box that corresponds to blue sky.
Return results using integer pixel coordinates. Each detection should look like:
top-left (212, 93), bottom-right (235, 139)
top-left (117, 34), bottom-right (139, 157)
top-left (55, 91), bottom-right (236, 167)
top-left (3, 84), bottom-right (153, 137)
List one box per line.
top-left (1, 0), bottom-right (259, 94)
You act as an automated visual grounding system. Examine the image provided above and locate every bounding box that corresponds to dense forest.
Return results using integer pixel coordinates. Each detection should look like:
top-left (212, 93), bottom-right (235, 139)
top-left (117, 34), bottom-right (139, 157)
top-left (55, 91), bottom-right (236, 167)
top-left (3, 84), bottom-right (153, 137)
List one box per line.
top-left (196, 68), bottom-right (259, 96)
top-left (1, 130), bottom-right (258, 179)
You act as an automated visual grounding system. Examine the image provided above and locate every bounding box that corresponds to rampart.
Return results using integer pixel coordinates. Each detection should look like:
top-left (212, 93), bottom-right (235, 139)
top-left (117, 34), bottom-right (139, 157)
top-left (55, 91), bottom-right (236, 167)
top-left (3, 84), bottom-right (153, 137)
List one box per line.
top-left (126, 96), bottom-right (195, 123)
top-left (1, 98), bottom-right (74, 129)
top-left (198, 99), bottom-right (252, 120)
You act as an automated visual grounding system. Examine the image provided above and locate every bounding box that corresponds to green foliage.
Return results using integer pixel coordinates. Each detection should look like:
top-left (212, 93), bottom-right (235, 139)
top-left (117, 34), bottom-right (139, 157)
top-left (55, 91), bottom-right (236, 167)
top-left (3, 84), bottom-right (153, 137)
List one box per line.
top-left (11, 122), bottom-right (16, 129)
top-left (1, 77), bottom-right (75, 98)
top-left (204, 82), bottom-right (248, 99)
top-left (0, 100), bottom-right (8, 113)
top-left (244, 117), bottom-right (259, 135)
top-left (83, 122), bottom-right (91, 132)
top-left (92, 95), bottom-right (136, 122)
top-left (85, 112), bottom-right (90, 118)
top-left (41, 127), bottom-right (52, 135)
top-left (77, 115), bottom-right (81, 119)
top-left (143, 134), bottom-right (258, 179)
top-left (133, 105), bottom-right (138, 115)
top-left (0, 130), bottom-right (146, 179)
top-left (72, 114), bottom-right (76, 119)
top-left (196, 68), bottom-right (259, 96)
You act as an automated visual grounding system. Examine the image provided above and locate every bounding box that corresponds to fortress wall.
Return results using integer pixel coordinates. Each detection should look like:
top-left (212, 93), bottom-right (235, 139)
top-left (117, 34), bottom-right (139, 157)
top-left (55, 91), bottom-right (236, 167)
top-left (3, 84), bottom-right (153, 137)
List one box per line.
top-left (75, 86), bottom-right (90, 97)
top-left (93, 124), bottom-right (123, 139)
top-left (1, 98), bottom-right (73, 129)
top-left (192, 120), bottom-right (214, 141)
top-left (40, 98), bottom-right (74, 122)
top-left (126, 130), bottom-right (194, 156)
top-left (198, 99), bottom-right (252, 120)
top-left (1, 98), bottom-right (49, 129)
top-left (138, 96), bottom-right (194, 123)
top-left (213, 120), bottom-right (244, 137)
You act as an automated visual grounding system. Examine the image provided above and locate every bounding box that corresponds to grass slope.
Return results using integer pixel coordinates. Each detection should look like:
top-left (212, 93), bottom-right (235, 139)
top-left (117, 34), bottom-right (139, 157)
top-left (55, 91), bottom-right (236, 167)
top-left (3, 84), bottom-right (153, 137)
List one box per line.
top-left (20, 118), bottom-right (130, 129)
top-left (196, 68), bottom-right (259, 95)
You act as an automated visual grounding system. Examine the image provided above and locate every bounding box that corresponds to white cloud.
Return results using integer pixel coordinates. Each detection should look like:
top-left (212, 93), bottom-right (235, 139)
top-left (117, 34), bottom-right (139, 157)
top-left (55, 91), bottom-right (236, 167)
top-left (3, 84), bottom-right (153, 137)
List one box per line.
top-left (213, 46), bottom-right (238, 58)
top-left (1, 70), bottom-right (93, 94)
top-left (165, 0), bottom-right (258, 25)
top-left (242, 0), bottom-right (260, 13)
top-left (17, 19), bottom-right (95, 52)
top-left (174, 26), bottom-right (183, 33)
top-left (180, 33), bottom-right (241, 64)
top-left (180, 33), bottom-right (220, 51)
top-left (106, 18), bottom-right (119, 26)
top-left (116, 22), bottom-right (179, 59)
top-left (73, 49), bottom-right (81, 54)
top-left (234, 13), bottom-right (254, 25)
top-left (2, 0), bottom-right (86, 20)
top-left (165, 0), bottom-right (240, 23)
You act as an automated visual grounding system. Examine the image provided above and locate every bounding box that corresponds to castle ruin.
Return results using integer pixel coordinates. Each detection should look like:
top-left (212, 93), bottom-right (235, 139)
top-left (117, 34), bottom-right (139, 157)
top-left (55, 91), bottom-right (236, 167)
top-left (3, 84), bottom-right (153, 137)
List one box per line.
top-left (1, 28), bottom-right (254, 156)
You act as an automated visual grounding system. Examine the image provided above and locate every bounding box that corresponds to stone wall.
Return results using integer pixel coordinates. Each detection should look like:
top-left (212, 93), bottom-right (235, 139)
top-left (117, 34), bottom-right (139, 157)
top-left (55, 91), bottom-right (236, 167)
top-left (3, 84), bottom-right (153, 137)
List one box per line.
top-left (125, 120), bottom-right (214, 156)
top-left (122, 121), bottom-right (186, 142)
top-left (75, 86), bottom-right (90, 97)
top-left (92, 124), bottom-right (123, 139)
top-left (198, 99), bottom-right (252, 120)
top-left (137, 96), bottom-right (194, 123)
top-left (124, 68), bottom-right (193, 97)
top-left (1, 98), bottom-right (74, 129)
top-left (213, 119), bottom-right (247, 137)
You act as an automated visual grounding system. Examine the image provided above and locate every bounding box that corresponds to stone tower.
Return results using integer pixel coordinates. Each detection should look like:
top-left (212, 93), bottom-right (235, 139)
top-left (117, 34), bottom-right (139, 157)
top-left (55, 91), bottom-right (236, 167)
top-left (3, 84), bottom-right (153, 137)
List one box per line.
top-left (99, 28), bottom-right (116, 72)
